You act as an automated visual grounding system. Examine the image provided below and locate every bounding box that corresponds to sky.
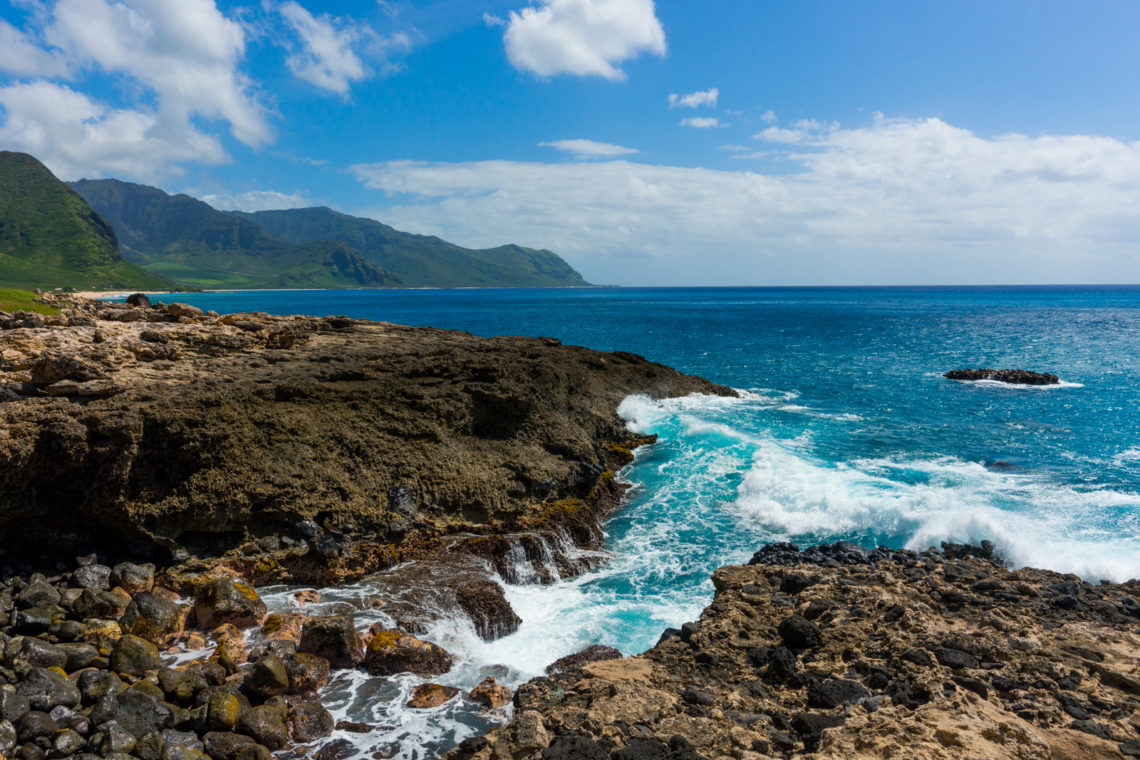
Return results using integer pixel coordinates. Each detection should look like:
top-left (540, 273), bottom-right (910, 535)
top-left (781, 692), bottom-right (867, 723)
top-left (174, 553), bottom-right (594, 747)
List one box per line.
top-left (2, 0), bottom-right (1140, 286)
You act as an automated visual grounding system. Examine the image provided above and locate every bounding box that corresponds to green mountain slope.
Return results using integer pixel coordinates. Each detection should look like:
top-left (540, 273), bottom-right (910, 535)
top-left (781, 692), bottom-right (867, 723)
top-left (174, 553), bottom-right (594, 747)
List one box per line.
top-left (69, 179), bottom-right (397, 290)
top-left (0, 152), bottom-right (169, 290)
top-left (239, 206), bottom-right (590, 287)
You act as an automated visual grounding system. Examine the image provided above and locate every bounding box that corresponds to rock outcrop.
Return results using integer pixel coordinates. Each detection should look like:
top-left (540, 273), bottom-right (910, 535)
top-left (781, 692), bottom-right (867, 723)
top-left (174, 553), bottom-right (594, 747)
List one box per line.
top-left (944, 368), bottom-right (1060, 385)
top-left (459, 541), bottom-right (1140, 760)
top-left (0, 295), bottom-right (733, 563)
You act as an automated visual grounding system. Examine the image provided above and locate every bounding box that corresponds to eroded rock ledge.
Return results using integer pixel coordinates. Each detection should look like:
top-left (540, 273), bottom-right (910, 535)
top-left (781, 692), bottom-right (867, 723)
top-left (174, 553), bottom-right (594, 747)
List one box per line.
top-left (0, 294), bottom-right (733, 569)
top-left (460, 542), bottom-right (1140, 760)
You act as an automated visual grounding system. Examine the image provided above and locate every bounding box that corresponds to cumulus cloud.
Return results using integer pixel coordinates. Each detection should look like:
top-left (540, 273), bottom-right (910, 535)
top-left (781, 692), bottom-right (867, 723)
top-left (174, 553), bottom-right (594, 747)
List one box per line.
top-left (0, 81), bottom-right (226, 180)
top-left (278, 2), bottom-right (367, 94)
top-left (350, 116), bottom-right (1140, 285)
top-left (668, 87), bottom-right (717, 108)
top-left (199, 189), bottom-right (313, 212)
top-left (540, 138), bottom-right (638, 159)
top-left (680, 117), bottom-right (724, 129)
top-left (0, 20), bottom-right (69, 78)
top-left (44, 0), bottom-right (270, 147)
top-left (503, 0), bottom-right (666, 80)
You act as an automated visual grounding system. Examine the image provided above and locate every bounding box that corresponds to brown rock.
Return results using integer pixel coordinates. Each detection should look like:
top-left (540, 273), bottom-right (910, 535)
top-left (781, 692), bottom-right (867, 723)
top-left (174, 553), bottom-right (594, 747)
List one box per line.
top-left (193, 578), bottom-right (267, 629)
top-left (468, 676), bottom-right (512, 709)
top-left (298, 615), bottom-right (362, 669)
top-left (362, 627), bottom-right (452, 677)
top-left (407, 683), bottom-right (459, 709)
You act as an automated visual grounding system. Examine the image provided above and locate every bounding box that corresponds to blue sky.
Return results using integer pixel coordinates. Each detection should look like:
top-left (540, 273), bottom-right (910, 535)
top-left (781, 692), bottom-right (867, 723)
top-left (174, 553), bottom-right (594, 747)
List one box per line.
top-left (2, 0), bottom-right (1139, 286)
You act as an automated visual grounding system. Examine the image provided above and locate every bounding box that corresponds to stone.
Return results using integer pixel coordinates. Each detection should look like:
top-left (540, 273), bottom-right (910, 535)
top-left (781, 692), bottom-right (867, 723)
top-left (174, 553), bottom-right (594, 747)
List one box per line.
top-left (111, 634), bottom-right (162, 676)
top-left (126, 293), bottom-right (153, 308)
top-left (387, 485), bottom-right (418, 516)
top-left (96, 722), bottom-right (137, 755)
top-left (807, 678), bottom-right (870, 709)
top-left (115, 688), bottom-right (172, 738)
top-left (15, 669), bottom-right (79, 710)
top-left (407, 683), bottom-right (459, 709)
top-left (259, 613), bottom-right (306, 646)
top-left (362, 627), bottom-right (452, 676)
top-left (77, 670), bottom-right (125, 705)
top-left (468, 676), bottom-right (512, 709)
top-left (298, 615), bottom-right (362, 669)
top-left (55, 642), bottom-right (98, 671)
top-left (80, 618), bottom-right (123, 648)
top-left (236, 705), bottom-right (288, 750)
top-left (778, 614), bottom-right (821, 650)
top-left (0, 688), bottom-right (30, 723)
top-left (120, 592), bottom-right (183, 643)
top-left (3, 637), bottom-right (67, 674)
top-left (193, 578), bottom-right (267, 629)
top-left (202, 732), bottom-right (254, 760)
top-left (245, 654), bottom-right (289, 698)
top-left (545, 645), bottom-right (624, 675)
top-left (288, 700), bottom-right (333, 742)
top-left (283, 652), bottom-right (330, 694)
top-left (28, 352), bottom-right (104, 386)
top-left (72, 588), bottom-right (131, 619)
top-left (944, 368), bottom-right (1060, 385)
top-left (292, 589), bottom-right (321, 606)
top-left (14, 580), bottom-right (60, 609)
top-left (204, 689), bottom-right (240, 732)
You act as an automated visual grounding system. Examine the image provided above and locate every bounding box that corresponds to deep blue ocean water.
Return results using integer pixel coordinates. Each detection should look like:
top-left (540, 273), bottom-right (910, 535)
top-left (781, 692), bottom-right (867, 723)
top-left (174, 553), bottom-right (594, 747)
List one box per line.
top-left (134, 286), bottom-right (1140, 758)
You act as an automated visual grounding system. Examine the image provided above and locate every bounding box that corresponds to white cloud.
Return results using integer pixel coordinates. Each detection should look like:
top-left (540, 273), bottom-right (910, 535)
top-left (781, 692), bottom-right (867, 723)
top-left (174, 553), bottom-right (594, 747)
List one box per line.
top-left (680, 117), bottom-right (724, 129)
top-left (0, 20), bottom-right (69, 78)
top-left (668, 87), bottom-right (717, 109)
top-left (44, 0), bottom-right (271, 147)
top-left (199, 189), bottom-right (312, 212)
top-left (755, 125), bottom-right (809, 143)
top-left (278, 2), bottom-right (366, 94)
top-left (349, 116), bottom-right (1140, 285)
top-left (540, 138), bottom-right (638, 159)
top-left (0, 81), bottom-right (226, 180)
top-left (759, 109), bottom-right (777, 124)
top-left (502, 0), bottom-right (665, 80)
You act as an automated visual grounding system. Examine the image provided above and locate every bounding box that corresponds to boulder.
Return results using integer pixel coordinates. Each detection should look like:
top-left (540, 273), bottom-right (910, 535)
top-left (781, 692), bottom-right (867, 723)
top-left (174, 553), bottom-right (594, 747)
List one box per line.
top-left (126, 293), bottom-right (153, 308)
top-left (111, 634), bottom-right (162, 676)
top-left (120, 592), bottom-right (183, 643)
top-left (111, 563), bottom-right (156, 595)
top-left (406, 683), bottom-right (459, 709)
top-left (204, 689), bottom-right (240, 732)
top-left (15, 668), bottom-right (80, 710)
top-left (193, 578), bottom-right (267, 629)
top-left (245, 654), bottom-right (289, 698)
top-left (455, 579), bottom-right (522, 641)
top-left (71, 564), bottom-right (112, 590)
top-left (283, 652), bottom-right (330, 694)
top-left (14, 580), bottom-right (60, 609)
top-left (298, 615), bottom-right (362, 669)
top-left (259, 613), bottom-right (305, 646)
top-left (236, 705), bottom-right (288, 750)
top-left (362, 628), bottom-right (452, 677)
top-left (288, 700), bottom-right (334, 742)
top-left (468, 676), bottom-right (512, 709)
top-left (71, 588), bottom-right (131, 619)
top-left (28, 352), bottom-right (104, 386)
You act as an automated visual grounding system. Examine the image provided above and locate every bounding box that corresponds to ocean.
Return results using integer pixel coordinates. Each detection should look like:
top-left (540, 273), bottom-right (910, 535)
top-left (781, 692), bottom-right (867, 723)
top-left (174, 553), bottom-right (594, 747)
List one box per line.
top-left (135, 285), bottom-right (1140, 758)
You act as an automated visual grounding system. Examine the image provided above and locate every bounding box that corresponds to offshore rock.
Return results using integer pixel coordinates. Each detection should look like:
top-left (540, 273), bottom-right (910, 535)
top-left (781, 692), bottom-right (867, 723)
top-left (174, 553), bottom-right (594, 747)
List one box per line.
top-left (407, 683), bottom-right (460, 709)
top-left (944, 368), bottom-right (1060, 385)
top-left (463, 542), bottom-right (1140, 760)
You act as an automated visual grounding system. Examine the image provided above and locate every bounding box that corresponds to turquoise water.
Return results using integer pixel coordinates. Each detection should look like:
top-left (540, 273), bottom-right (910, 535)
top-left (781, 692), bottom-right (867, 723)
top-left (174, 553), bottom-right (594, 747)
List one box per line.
top-left (139, 286), bottom-right (1140, 757)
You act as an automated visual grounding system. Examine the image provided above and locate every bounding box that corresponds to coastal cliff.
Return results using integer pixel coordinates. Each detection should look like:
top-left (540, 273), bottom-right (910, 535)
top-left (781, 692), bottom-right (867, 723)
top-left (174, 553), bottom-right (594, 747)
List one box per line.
top-left (0, 294), bottom-right (732, 564)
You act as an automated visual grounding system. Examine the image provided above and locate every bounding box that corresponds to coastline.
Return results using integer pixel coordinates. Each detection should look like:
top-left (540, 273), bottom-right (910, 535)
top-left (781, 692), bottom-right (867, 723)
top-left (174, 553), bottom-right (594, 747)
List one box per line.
top-left (2, 293), bottom-right (1139, 760)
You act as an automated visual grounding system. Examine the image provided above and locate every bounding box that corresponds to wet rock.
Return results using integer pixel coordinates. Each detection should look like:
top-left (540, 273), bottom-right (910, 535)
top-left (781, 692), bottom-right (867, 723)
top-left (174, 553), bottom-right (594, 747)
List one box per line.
top-left (288, 701), bottom-right (333, 742)
top-left (16, 669), bottom-right (79, 710)
top-left (387, 485), bottom-right (418, 517)
top-left (111, 634), bottom-right (162, 676)
top-left (202, 731), bottom-right (254, 760)
top-left (77, 670), bottom-right (124, 705)
top-left (283, 652), bottom-right (330, 694)
top-left (407, 683), bottom-right (459, 709)
top-left (455, 578), bottom-right (522, 640)
top-left (944, 368), bottom-right (1060, 385)
top-left (96, 721), bottom-right (137, 755)
top-left (192, 578), bottom-right (266, 630)
top-left (157, 667), bottom-right (207, 705)
top-left (298, 615), bottom-right (362, 669)
top-left (0, 688), bottom-right (30, 723)
top-left (120, 592), bottom-right (182, 643)
top-left (362, 628), bottom-right (453, 676)
top-left (14, 580), bottom-right (60, 609)
top-left (55, 641), bottom-right (98, 671)
top-left (468, 676), bottom-right (512, 709)
top-left (71, 588), bottom-right (131, 619)
top-left (236, 705), bottom-right (288, 750)
top-left (245, 654), bottom-right (289, 698)
top-left (259, 613), bottom-right (305, 646)
top-left (545, 644), bottom-right (623, 674)
top-left (115, 689), bottom-right (172, 738)
top-left (3, 637), bottom-right (67, 675)
top-left (204, 689), bottom-right (240, 732)
top-left (111, 562), bottom-right (155, 595)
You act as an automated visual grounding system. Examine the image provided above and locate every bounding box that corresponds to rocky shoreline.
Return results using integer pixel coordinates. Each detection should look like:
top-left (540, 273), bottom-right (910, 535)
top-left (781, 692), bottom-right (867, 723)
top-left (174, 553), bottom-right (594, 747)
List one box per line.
top-left (3, 294), bottom-right (1139, 760)
top-left (0, 293), bottom-right (733, 760)
top-left (460, 541), bottom-right (1140, 760)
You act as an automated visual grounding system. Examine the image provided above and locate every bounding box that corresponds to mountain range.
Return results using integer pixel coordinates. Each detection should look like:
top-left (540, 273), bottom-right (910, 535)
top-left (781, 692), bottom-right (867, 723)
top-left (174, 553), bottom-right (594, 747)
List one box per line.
top-left (0, 150), bottom-right (589, 291)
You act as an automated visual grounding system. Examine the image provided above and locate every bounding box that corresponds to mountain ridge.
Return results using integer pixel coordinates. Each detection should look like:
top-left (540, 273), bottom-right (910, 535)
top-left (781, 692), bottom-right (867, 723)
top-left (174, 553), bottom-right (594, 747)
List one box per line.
top-left (70, 178), bottom-right (590, 289)
top-left (0, 152), bottom-right (170, 291)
